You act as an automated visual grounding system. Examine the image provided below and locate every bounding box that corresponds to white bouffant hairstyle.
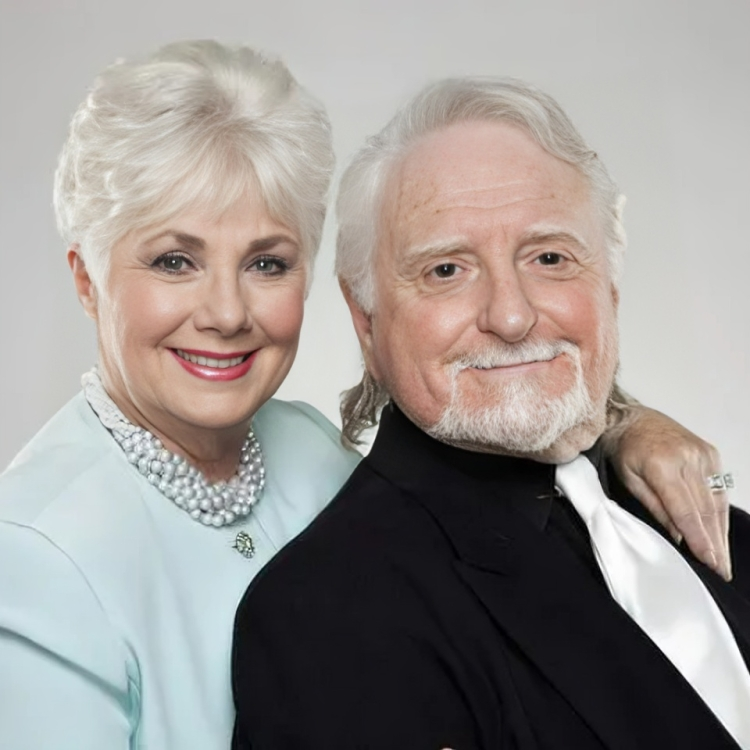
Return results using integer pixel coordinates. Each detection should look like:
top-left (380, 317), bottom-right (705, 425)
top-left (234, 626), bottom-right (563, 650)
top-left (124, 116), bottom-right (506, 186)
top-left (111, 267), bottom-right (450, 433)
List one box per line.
top-left (336, 76), bottom-right (627, 313)
top-left (336, 77), bottom-right (627, 446)
top-left (54, 40), bottom-right (334, 286)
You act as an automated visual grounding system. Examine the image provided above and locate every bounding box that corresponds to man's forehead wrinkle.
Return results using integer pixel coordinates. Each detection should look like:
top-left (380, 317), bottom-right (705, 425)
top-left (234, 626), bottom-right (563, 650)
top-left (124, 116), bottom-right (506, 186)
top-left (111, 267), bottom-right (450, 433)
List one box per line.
top-left (395, 169), bottom-right (565, 221)
top-left (443, 178), bottom-right (536, 197)
top-left (396, 192), bottom-right (566, 239)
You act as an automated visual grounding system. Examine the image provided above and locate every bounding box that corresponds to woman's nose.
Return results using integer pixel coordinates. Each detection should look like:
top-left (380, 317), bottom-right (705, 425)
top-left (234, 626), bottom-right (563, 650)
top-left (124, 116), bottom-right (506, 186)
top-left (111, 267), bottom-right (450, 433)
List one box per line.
top-left (193, 275), bottom-right (252, 336)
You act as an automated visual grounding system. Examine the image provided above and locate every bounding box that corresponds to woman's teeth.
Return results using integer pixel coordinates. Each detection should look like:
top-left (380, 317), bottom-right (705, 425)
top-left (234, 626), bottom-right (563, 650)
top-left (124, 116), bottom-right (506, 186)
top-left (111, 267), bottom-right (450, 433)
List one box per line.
top-left (175, 350), bottom-right (247, 369)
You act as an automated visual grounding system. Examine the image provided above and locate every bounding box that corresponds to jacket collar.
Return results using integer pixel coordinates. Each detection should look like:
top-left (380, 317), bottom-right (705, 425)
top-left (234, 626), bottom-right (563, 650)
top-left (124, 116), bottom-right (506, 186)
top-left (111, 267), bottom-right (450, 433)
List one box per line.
top-left (367, 402), bottom-right (557, 538)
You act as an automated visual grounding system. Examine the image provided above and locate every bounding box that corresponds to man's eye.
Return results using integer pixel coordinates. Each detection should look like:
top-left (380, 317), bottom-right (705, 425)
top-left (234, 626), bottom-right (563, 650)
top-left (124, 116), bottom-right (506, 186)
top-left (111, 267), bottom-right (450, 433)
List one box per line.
top-left (537, 252), bottom-right (563, 266)
top-left (432, 263), bottom-right (458, 278)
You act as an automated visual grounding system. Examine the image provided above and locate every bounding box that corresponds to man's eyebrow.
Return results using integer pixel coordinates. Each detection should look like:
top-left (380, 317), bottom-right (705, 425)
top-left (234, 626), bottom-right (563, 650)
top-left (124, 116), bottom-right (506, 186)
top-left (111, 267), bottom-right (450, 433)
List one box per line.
top-left (400, 231), bottom-right (589, 265)
top-left (401, 238), bottom-right (467, 265)
top-left (519, 230), bottom-right (589, 250)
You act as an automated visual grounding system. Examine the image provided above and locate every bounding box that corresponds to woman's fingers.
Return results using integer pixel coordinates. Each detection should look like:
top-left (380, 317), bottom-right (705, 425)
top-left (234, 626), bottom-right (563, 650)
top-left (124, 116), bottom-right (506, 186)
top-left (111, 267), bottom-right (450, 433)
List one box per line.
top-left (684, 453), bottom-right (731, 579)
top-left (605, 405), bottom-right (731, 580)
top-left (622, 461), bottom-right (730, 580)
top-left (719, 493), bottom-right (731, 563)
top-left (620, 469), bottom-right (683, 543)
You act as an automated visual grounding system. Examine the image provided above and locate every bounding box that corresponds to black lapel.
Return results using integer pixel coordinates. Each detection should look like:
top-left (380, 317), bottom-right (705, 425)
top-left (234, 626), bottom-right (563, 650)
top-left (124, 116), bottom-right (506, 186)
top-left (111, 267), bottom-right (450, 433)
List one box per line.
top-left (366, 406), bottom-right (741, 750)
top-left (693, 552), bottom-right (750, 670)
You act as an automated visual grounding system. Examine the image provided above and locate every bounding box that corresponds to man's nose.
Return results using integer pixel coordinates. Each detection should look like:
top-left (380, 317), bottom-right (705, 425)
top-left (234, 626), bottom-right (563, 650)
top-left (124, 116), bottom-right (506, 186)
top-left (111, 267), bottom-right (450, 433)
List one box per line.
top-left (477, 269), bottom-right (537, 342)
top-left (193, 273), bottom-right (252, 336)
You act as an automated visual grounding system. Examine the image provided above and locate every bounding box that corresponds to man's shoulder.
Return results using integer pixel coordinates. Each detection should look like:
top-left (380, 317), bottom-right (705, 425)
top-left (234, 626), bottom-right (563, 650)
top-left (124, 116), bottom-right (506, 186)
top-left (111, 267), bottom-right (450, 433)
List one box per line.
top-left (729, 504), bottom-right (750, 528)
top-left (237, 458), bottom-right (447, 618)
top-left (263, 457), bottom-right (432, 565)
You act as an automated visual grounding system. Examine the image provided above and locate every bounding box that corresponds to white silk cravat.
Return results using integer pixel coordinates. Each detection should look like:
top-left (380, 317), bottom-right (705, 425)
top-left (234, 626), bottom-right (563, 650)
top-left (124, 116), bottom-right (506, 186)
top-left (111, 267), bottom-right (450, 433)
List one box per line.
top-left (555, 455), bottom-right (750, 749)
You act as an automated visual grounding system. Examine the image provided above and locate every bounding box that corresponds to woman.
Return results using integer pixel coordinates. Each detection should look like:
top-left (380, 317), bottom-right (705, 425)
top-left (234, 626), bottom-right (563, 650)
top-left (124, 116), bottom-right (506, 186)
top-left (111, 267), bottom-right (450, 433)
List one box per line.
top-left (0, 40), bottom-right (729, 748)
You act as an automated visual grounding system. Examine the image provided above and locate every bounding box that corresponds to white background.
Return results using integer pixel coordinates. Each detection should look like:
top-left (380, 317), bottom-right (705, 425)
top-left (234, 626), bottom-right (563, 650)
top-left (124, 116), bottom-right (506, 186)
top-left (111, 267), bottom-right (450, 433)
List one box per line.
top-left (1, 0), bottom-right (748, 508)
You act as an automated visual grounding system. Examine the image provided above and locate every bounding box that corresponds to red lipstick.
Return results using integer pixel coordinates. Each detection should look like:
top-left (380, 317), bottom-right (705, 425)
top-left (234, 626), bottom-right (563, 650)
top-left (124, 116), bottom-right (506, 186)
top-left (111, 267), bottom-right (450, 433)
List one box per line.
top-left (170, 348), bottom-right (257, 382)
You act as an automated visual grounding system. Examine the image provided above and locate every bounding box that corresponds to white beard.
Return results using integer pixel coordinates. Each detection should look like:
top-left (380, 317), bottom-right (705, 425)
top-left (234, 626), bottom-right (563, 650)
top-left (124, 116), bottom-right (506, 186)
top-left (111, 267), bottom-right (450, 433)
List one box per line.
top-left (427, 339), bottom-right (599, 455)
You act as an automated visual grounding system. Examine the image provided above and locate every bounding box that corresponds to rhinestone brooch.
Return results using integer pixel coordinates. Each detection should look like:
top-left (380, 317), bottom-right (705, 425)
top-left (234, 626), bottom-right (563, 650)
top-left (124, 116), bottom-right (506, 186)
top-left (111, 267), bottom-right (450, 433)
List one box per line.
top-left (233, 531), bottom-right (256, 558)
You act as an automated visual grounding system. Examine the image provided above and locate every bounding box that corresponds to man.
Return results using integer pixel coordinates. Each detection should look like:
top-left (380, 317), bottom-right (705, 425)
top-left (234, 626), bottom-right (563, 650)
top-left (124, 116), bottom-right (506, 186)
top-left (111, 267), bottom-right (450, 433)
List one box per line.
top-left (232, 79), bottom-right (750, 749)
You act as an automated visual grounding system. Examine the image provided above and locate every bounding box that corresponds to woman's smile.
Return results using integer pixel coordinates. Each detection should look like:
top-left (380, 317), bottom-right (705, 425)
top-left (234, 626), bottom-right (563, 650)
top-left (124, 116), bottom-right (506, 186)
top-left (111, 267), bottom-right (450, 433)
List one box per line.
top-left (170, 347), bottom-right (258, 381)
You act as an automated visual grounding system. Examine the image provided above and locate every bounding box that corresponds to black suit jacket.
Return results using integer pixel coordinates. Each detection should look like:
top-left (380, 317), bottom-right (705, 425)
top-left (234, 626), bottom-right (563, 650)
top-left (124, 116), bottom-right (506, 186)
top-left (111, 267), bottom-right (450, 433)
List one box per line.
top-left (232, 405), bottom-right (750, 750)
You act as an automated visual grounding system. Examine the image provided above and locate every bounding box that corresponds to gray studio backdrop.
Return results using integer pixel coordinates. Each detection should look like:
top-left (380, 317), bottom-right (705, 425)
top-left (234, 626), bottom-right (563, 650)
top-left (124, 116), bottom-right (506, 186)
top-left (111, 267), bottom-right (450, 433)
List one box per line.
top-left (1, 0), bottom-right (748, 509)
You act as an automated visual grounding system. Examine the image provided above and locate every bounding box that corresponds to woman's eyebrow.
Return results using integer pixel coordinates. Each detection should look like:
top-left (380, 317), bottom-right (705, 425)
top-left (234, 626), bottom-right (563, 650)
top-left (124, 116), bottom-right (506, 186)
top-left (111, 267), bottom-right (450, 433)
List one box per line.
top-left (142, 232), bottom-right (297, 252)
top-left (248, 234), bottom-right (298, 253)
top-left (145, 230), bottom-right (206, 249)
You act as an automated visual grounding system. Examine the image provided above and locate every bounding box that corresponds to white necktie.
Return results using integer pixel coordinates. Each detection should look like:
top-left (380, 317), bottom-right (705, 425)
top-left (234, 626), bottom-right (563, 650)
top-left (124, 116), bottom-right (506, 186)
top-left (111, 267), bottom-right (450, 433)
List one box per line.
top-left (555, 454), bottom-right (750, 748)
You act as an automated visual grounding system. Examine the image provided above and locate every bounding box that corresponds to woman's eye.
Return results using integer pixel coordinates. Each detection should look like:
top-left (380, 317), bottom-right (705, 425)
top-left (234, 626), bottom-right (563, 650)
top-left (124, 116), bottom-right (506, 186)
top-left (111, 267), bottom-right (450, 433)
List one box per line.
top-left (432, 263), bottom-right (458, 279)
top-left (252, 256), bottom-right (288, 275)
top-left (537, 252), bottom-right (564, 266)
top-left (153, 253), bottom-right (191, 273)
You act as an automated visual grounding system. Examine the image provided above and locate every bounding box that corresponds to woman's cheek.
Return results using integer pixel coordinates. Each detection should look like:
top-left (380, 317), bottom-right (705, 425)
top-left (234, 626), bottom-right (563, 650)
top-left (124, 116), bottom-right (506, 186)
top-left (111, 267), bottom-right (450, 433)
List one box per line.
top-left (257, 284), bottom-right (306, 346)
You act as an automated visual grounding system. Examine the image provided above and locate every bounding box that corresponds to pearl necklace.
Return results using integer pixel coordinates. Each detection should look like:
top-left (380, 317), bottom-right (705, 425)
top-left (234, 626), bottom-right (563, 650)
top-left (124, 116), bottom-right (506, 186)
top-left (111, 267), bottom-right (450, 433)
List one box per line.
top-left (82, 368), bottom-right (265, 528)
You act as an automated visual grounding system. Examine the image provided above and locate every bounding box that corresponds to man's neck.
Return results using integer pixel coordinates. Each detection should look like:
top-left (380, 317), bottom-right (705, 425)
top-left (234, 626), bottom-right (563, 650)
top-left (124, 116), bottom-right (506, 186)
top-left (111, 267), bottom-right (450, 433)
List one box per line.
top-left (427, 418), bottom-right (607, 465)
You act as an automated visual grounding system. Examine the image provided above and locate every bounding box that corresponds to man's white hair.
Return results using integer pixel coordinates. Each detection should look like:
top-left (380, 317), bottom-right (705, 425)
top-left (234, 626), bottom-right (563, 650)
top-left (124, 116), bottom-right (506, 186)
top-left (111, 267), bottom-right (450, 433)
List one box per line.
top-left (335, 76), bottom-right (627, 314)
top-left (54, 40), bottom-right (334, 287)
top-left (336, 76), bottom-right (626, 446)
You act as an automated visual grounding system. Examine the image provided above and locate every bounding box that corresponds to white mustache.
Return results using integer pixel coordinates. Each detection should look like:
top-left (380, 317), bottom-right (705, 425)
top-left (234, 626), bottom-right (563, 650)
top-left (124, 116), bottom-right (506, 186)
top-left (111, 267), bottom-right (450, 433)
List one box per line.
top-left (450, 340), bottom-right (578, 371)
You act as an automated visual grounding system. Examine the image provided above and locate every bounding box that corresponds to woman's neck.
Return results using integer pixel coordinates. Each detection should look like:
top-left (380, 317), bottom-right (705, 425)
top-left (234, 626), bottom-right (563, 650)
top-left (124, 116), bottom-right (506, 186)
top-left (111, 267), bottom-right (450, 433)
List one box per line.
top-left (100, 374), bottom-right (251, 483)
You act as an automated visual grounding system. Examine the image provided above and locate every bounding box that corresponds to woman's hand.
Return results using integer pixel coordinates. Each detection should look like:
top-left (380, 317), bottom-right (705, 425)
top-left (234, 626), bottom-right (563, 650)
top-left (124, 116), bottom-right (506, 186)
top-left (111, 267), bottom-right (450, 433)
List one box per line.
top-left (602, 390), bottom-right (731, 581)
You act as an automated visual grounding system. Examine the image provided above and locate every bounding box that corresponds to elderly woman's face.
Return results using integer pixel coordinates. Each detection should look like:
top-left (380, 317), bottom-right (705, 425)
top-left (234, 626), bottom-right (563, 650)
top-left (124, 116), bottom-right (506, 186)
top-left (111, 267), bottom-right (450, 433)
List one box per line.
top-left (78, 195), bottom-right (306, 441)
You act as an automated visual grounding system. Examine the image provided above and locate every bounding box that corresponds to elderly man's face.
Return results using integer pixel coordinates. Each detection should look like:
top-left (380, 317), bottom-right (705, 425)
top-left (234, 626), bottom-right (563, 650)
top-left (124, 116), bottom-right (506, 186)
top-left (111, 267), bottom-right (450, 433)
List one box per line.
top-left (353, 120), bottom-right (619, 461)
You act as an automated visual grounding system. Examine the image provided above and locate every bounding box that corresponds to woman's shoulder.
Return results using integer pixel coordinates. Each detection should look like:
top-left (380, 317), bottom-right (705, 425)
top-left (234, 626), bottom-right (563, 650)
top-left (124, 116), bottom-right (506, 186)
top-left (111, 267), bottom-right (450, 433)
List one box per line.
top-left (0, 393), bottom-right (124, 527)
top-left (253, 398), bottom-right (361, 475)
top-left (0, 396), bottom-right (136, 708)
top-left (248, 399), bottom-right (361, 548)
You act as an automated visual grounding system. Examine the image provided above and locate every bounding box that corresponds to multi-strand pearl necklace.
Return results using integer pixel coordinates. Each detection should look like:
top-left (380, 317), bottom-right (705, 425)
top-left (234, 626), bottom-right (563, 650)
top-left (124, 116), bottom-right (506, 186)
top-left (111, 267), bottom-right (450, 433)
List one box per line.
top-left (82, 369), bottom-right (265, 529)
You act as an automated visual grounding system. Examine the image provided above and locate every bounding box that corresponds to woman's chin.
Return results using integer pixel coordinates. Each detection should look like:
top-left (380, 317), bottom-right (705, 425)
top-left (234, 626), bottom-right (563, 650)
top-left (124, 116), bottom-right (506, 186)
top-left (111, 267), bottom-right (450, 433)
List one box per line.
top-left (165, 406), bottom-right (258, 436)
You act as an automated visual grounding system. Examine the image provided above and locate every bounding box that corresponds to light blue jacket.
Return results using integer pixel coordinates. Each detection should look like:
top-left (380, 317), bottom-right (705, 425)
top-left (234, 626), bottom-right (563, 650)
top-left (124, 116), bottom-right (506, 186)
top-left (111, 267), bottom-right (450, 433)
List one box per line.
top-left (0, 393), bottom-right (360, 749)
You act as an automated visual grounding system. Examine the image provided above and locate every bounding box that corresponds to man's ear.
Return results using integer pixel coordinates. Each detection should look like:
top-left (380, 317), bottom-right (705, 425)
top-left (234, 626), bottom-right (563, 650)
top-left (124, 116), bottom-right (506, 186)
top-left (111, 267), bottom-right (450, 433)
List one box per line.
top-left (339, 279), bottom-right (381, 382)
top-left (67, 246), bottom-right (98, 320)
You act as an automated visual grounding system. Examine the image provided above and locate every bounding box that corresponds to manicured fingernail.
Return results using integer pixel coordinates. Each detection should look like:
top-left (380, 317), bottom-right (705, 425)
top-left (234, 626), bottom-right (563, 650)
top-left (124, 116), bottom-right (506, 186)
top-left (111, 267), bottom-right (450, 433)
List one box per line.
top-left (723, 558), bottom-right (733, 582)
top-left (706, 550), bottom-right (719, 571)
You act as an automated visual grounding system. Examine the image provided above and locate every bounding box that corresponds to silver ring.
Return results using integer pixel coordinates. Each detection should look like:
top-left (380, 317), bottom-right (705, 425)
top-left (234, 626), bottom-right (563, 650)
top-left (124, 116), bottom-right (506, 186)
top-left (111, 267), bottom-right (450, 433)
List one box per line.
top-left (707, 473), bottom-right (735, 492)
